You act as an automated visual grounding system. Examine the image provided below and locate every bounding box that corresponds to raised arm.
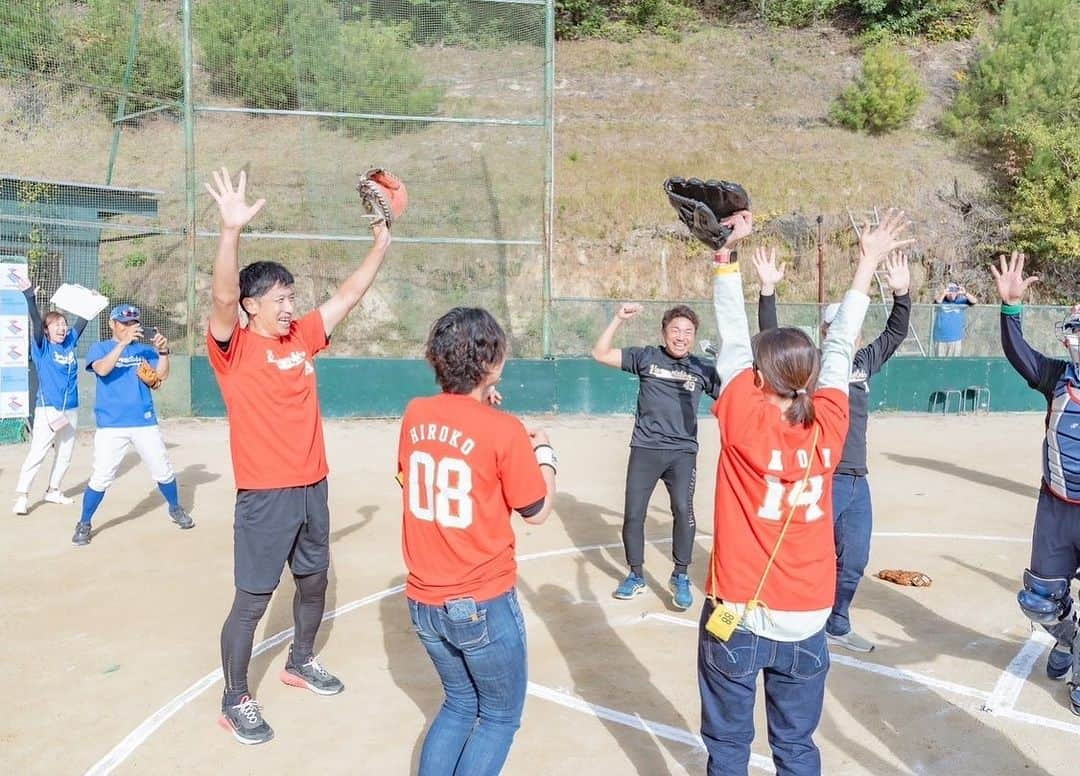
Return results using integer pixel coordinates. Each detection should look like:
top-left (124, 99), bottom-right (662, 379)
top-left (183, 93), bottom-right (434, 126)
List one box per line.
top-left (990, 252), bottom-right (1061, 392)
top-left (752, 247), bottom-right (783, 332)
top-left (318, 222), bottom-right (392, 336)
top-left (204, 168), bottom-right (266, 342)
top-left (591, 303), bottom-right (641, 368)
top-left (858, 252), bottom-right (912, 376)
top-left (711, 213), bottom-right (755, 391)
top-left (15, 276), bottom-right (44, 348)
top-left (820, 211), bottom-right (913, 392)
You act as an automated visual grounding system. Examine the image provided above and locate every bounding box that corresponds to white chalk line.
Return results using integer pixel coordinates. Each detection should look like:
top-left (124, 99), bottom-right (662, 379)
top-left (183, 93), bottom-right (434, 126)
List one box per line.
top-left (983, 630), bottom-right (1056, 714)
top-left (645, 613), bottom-right (991, 702)
top-left (872, 531), bottom-right (1030, 544)
top-left (85, 529), bottom-right (1034, 775)
top-left (526, 682), bottom-right (775, 773)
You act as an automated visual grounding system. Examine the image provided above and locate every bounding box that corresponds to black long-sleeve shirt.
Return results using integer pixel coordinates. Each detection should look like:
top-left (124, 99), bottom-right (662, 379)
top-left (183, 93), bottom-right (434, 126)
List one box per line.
top-left (759, 292), bottom-right (911, 474)
top-left (1000, 310), bottom-right (1067, 407)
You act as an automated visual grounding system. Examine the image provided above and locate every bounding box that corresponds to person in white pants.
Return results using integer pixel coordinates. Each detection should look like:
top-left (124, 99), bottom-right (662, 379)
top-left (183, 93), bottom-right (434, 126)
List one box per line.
top-left (71, 304), bottom-right (194, 546)
top-left (12, 274), bottom-right (88, 515)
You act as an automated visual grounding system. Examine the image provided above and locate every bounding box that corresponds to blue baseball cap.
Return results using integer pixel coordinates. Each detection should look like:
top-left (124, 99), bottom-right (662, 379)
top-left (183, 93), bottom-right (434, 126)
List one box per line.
top-left (110, 304), bottom-right (141, 323)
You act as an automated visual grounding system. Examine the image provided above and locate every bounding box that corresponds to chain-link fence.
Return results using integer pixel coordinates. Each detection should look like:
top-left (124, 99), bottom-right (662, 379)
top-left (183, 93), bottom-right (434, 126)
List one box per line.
top-left (0, 0), bottom-right (554, 382)
top-left (548, 299), bottom-right (1077, 359)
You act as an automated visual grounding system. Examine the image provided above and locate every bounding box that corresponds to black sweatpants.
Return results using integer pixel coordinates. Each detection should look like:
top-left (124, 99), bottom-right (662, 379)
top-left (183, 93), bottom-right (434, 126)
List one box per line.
top-left (622, 447), bottom-right (697, 572)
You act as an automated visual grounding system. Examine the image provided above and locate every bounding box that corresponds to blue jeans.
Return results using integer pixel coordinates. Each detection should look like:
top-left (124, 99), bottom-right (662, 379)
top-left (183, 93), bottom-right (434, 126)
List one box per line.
top-left (826, 473), bottom-right (873, 637)
top-left (698, 601), bottom-right (830, 776)
top-left (408, 588), bottom-right (528, 776)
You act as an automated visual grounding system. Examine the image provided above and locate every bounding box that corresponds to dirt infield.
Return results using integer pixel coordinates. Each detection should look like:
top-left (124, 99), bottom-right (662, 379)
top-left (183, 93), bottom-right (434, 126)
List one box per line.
top-left (2, 412), bottom-right (1074, 775)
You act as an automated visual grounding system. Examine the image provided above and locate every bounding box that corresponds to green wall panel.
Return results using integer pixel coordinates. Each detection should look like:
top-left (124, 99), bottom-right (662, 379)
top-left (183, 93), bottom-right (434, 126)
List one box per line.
top-left (190, 356), bottom-right (1047, 418)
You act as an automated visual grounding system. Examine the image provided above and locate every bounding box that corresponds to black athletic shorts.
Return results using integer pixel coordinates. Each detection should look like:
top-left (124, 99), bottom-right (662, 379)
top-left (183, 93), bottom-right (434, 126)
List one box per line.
top-left (233, 478), bottom-right (330, 593)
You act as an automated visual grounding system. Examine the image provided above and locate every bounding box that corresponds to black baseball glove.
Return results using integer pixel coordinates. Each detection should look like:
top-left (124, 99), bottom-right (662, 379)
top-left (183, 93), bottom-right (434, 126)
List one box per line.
top-left (664, 177), bottom-right (750, 250)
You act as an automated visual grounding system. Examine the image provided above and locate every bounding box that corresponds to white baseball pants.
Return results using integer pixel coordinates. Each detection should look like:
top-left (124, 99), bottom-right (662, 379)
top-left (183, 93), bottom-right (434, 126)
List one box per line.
top-left (15, 406), bottom-right (79, 494)
top-left (88, 425), bottom-right (175, 491)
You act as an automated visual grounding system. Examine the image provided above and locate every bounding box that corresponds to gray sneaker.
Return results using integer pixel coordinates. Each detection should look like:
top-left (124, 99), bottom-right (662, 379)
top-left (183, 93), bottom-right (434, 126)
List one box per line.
top-left (71, 521), bottom-right (91, 547)
top-left (169, 505), bottom-right (195, 529)
top-left (827, 629), bottom-right (875, 653)
top-left (281, 653), bottom-right (345, 696)
top-left (218, 695), bottom-right (273, 745)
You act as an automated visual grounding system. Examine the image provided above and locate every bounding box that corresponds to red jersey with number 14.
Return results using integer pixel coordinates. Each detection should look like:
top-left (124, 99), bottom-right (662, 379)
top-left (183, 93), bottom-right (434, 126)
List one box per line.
top-left (708, 369), bottom-right (850, 611)
top-left (398, 393), bottom-right (547, 605)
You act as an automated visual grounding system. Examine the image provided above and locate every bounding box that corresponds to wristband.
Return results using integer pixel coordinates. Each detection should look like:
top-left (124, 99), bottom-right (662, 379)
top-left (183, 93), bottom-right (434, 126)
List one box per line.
top-left (158, 349), bottom-right (170, 355)
top-left (1001, 303), bottom-right (1022, 316)
top-left (533, 444), bottom-right (558, 474)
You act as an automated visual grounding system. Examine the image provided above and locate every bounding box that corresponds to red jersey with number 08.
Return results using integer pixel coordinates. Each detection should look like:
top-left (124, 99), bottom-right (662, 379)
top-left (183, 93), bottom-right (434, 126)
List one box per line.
top-left (708, 369), bottom-right (850, 611)
top-left (398, 393), bottom-right (547, 605)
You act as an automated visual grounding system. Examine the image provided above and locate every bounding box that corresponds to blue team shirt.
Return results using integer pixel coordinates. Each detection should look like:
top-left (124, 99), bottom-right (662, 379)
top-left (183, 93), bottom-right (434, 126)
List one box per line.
top-left (933, 297), bottom-right (972, 343)
top-left (85, 340), bottom-right (160, 427)
top-left (31, 331), bottom-right (80, 410)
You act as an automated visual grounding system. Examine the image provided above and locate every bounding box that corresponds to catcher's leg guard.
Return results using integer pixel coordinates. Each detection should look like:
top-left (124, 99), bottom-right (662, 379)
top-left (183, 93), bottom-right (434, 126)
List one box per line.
top-left (1018, 570), bottom-right (1073, 626)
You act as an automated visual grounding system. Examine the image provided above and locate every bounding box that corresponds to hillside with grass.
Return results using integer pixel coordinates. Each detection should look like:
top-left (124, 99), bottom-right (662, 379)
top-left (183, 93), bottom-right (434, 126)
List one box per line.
top-left (1, 0), bottom-right (1076, 357)
top-left (552, 23), bottom-right (990, 303)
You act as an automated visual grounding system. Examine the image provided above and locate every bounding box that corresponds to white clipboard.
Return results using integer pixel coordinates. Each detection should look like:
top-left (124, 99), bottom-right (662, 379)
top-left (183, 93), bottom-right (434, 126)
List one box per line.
top-left (50, 284), bottom-right (110, 321)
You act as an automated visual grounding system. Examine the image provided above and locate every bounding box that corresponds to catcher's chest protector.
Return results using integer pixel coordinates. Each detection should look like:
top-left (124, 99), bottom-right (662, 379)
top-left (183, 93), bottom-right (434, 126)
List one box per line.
top-left (1044, 371), bottom-right (1080, 501)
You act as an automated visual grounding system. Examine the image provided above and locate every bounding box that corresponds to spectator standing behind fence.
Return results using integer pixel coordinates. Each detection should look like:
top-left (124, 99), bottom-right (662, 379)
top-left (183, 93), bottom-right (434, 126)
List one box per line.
top-left (933, 282), bottom-right (977, 357)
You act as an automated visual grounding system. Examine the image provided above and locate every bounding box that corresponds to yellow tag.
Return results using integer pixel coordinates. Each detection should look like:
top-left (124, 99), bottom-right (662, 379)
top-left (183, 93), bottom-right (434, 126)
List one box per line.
top-left (705, 603), bottom-right (740, 642)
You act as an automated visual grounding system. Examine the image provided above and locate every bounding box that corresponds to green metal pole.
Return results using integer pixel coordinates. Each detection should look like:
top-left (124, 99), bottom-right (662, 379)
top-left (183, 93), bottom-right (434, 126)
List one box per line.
top-left (105, 0), bottom-right (143, 184)
top-left (182, 0), bottom-right (197, 362)
top-left (541, 0), bottom-right (555, 359)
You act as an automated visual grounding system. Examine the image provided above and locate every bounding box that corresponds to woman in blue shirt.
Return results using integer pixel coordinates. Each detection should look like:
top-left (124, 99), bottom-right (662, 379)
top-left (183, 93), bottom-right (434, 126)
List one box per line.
top-left (12, 276), bottom-right (87, 515)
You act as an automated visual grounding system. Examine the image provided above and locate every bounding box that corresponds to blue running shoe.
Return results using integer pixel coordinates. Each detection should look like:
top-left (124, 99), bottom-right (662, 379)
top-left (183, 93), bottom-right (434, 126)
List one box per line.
top-left (669, 573), bottom-right (693, 611)
top-left (613, 573), bottom-right (646, 600)
top-left (1071, 683), bottom-right (1080, 717)
top-left (1047, 646), bottom-right (1072, 680)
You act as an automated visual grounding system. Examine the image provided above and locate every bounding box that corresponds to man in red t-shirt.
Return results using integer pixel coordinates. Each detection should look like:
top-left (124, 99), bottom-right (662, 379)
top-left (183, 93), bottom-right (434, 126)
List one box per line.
top-left (204, 167), bottom-right (392, 745)
top-left (398, 307), bottom-right (557, 775)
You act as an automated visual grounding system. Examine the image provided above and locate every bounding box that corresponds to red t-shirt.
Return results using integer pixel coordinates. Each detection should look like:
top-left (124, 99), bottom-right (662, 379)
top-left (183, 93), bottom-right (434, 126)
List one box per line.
top-left (707, 369), bottom-right (850, 611)
top-left (398, 393), bottom-right (547, 605)
top-left (207, 311), bottom-right (330, 490)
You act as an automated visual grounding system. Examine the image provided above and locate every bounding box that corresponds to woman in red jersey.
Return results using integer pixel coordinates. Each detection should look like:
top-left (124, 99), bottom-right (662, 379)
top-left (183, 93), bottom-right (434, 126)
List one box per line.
top-left (699, 211), bottom-right (911, 776)
top-left (398, 307), bottom-right (558, 776)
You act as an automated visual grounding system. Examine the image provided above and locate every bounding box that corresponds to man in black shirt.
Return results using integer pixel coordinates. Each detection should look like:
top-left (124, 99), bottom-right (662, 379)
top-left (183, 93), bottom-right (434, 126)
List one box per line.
top-left (592, 303), bottom-right (721, 610)
top-left (755, 249), bottom-right (911, 652)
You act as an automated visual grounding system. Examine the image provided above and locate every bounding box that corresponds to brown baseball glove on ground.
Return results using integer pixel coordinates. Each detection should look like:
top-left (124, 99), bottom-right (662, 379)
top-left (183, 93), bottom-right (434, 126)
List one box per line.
top-left (877, 569), bottom-right (932, 587)
top-left (137, 360), bottom-right (162, 390)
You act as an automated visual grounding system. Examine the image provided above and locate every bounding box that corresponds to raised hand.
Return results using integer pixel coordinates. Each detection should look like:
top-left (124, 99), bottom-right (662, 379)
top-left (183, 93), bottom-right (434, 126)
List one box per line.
top-left (882, 252), bottom-right (910, 295)
top-left (859, 209), bottom-right (914, 265)
top-left (751, 246), bottom-right (786, 295)
top-left (204, 168), bottom-right (266, 231)
top-left (721, 210), bottom-right (753, 247)
top-left (485, 386), bottom-right (503, 406)
top-left (990, 251), bottom-right (1038, 305)
top-left (616, 303), bottom-right (643, 321)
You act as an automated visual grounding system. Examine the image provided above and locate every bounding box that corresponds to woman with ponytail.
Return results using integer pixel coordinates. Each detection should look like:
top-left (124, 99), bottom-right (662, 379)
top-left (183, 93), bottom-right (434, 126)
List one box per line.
top-left (698, 210), bottom-right (912, 776)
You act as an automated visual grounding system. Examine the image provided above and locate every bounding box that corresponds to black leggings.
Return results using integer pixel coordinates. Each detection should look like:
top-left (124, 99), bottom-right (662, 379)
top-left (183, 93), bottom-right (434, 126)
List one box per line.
top-left (622, 447), bottom-right (697, 573)
top-left (220, 569), bottom-right (328, 707)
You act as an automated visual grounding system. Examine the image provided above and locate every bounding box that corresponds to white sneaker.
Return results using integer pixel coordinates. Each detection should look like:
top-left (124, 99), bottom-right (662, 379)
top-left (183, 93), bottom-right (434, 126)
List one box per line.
top-left (12, 494), bottom-right (28, 515)
top-left (44, 489), bottom-right (74, 505)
